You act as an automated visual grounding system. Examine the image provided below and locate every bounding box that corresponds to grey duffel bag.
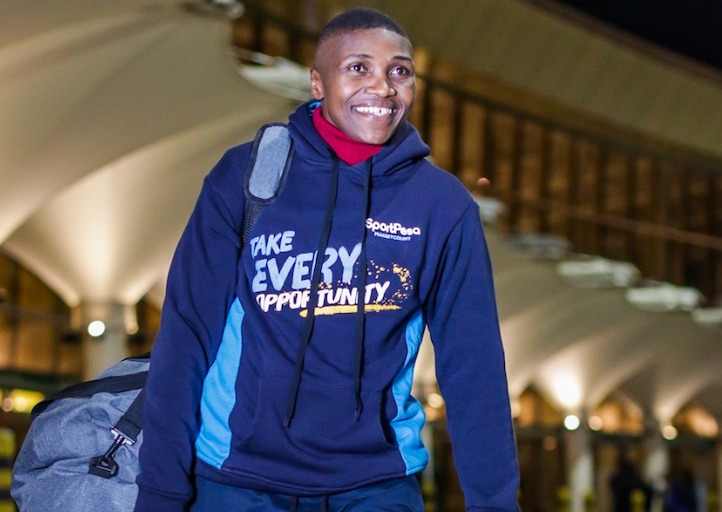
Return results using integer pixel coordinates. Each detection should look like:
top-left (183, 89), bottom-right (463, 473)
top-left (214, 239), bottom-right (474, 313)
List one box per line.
top-left (11, 355), bottom-right (149, 511)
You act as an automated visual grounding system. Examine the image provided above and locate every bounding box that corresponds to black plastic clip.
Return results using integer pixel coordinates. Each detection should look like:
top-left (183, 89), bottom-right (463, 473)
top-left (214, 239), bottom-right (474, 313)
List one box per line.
top-left (88, 434), bottom-right (126, 479)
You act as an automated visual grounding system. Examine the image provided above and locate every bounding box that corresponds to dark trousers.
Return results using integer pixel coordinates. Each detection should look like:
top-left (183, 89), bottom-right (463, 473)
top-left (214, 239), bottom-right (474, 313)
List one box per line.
top-left (190, 474), bottom-right (424, 511)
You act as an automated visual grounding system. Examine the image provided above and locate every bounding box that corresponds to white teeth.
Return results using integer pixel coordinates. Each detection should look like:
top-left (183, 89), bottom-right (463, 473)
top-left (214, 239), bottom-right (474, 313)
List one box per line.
top-left (354, 106), bottom-right (393, 116)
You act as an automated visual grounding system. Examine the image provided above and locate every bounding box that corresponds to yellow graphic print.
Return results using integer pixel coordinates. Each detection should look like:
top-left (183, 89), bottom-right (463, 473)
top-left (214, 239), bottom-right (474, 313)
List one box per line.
top-left (297, 260), bottom-right (411, 317)
top-left (299, 304), bottom-right (401, 318)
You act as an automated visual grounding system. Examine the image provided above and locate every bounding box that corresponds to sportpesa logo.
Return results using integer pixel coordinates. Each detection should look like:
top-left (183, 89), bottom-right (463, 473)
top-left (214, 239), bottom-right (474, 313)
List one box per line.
top-left (366, 218), bottom-right (421, 241)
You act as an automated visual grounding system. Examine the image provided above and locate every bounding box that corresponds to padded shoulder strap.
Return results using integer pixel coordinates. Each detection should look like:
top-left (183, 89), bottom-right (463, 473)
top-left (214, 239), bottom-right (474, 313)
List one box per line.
top-left (31, 371), bottom-right (148, 418)
top-left (242, 123), bottom-right (294, 246)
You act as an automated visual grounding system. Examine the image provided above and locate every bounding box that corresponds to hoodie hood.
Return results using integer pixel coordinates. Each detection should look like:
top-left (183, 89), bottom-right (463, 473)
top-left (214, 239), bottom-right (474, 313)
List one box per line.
top-left (287, 100), bottom-right (431, 176)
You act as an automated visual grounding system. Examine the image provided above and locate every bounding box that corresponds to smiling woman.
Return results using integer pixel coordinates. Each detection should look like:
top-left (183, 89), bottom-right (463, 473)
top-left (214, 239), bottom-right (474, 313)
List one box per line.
top-left (135, 6), bottom-right (520, 512)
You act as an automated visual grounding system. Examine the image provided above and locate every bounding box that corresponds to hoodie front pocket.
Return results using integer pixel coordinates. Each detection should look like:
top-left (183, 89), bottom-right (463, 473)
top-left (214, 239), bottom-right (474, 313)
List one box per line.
top-left (234, 377), bottom-right (396, 461)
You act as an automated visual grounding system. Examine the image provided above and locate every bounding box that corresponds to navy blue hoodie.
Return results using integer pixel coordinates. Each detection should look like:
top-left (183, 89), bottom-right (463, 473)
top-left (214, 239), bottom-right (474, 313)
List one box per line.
top-left (135, 102), bottom-right (519, 511)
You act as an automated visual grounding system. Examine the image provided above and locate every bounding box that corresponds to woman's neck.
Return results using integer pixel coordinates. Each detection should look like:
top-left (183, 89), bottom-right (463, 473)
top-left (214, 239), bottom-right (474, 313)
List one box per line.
top-left (312, 107), bottom-right (383, 165)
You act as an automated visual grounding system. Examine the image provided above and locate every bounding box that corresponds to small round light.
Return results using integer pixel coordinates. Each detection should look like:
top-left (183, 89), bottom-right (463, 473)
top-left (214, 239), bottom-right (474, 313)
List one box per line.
top-left (564, 414), bottom-right (581, 431)
top-left (662, 424), bottom-right (678, 440)
top-left (426, 392), bottom-right (445, 409)
top-left (542, 436), bottom-right (558, 451)
top-left (87, 320), bottom-right (106, 338)
top-left (588, 415), bottom-right (603, 431)
top-left (126, 322), bottom-right (139, 335)
top-left (510, 398), bottom-right (521, 418)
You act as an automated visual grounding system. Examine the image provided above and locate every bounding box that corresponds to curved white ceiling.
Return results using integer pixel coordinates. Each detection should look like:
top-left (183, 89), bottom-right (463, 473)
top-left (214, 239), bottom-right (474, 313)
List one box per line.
top-left (488, 230), bottom-right (722, 423)
top-left (0, 0), bottom-right (295, 305)
top-left (2, 0), bottom-right (722, 427)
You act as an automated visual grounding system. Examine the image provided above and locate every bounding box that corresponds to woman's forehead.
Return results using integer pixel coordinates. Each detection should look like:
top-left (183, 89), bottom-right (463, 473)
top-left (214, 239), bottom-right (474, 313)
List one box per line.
top-left (315, 28), bottom-right (413, 67)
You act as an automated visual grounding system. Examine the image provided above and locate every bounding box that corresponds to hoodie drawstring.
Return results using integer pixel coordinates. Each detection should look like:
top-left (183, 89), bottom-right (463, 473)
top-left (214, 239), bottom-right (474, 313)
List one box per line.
top-left (284, 155), bottom-right (340, 428)
top-left (283, 156), bottom-right (371, 427)
top-left (352, 159), bottom-right (372, 421)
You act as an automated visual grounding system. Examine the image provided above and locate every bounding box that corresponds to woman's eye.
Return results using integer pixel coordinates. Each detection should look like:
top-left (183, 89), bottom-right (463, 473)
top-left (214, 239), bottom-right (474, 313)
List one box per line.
top-left (348, 64), bottom-right (366, 73)
top-left (391, 66), bottom-right (412, 77)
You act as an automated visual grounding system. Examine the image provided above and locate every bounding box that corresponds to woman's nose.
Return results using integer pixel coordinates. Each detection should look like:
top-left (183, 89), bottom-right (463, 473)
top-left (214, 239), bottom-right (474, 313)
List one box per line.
top-left (366, 75), bottom-right (396, 97)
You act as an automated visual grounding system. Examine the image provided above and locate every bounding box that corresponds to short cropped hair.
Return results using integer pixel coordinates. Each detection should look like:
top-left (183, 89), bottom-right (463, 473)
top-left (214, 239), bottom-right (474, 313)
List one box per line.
top-left (317, 7), bottom-right (410, 47)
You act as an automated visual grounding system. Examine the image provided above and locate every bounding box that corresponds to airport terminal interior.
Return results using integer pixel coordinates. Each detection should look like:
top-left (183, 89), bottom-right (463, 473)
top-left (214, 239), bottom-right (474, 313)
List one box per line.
top-left (2, 1), bottom-right (722, 510)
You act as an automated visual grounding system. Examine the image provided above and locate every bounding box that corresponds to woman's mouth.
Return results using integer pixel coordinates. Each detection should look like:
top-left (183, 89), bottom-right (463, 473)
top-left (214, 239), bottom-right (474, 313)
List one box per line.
top-left (353, 106), bottom-right (395, 116)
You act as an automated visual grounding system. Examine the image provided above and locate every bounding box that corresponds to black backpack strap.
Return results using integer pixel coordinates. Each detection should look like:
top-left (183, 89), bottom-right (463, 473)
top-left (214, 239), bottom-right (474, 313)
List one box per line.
top-left (113, 386), bottom-right (145, 442)
top-left (242, 123), bottom-right (294, 246)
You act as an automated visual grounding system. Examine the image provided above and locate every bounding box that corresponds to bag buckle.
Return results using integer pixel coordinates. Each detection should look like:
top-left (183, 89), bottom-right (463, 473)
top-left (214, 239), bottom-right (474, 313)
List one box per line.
top-left (88, 434), bottom-right (126, 478)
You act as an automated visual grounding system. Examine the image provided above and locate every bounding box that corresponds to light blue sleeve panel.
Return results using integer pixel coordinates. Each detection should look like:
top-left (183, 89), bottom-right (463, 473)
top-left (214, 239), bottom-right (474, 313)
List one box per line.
top-left (390, 310), bottom-right (429, 473)
top-left (195, 298), bottom-right (245, 468)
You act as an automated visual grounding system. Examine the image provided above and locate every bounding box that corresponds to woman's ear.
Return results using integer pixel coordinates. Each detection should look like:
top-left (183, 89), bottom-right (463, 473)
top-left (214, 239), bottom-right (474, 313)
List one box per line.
top-left (310, 69), bottom-right (324, 100)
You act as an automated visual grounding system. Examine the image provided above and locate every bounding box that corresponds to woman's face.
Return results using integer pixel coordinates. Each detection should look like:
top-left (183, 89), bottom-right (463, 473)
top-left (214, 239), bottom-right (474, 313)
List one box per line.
top-left (310, 28), bottom-right (416, 145)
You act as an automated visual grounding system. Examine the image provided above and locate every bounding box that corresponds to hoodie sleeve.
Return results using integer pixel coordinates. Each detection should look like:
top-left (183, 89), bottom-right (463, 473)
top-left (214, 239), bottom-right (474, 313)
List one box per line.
top-left (425, 202), bottom-right (520, 512)
top-left (134, 149), bottom-right (246, 512)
